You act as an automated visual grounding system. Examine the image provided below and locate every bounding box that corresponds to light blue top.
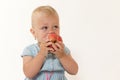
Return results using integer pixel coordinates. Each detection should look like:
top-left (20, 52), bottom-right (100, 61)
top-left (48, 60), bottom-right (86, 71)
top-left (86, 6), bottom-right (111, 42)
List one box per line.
top-left (21, 43), bottom-right (70, 80)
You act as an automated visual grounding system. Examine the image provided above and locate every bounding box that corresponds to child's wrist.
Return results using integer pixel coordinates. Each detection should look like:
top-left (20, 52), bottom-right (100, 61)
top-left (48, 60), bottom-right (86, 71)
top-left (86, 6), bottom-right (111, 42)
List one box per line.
top-left (58, 53), bottom-right (67, 59)
top-left (38, 51), bottom-right (47, 58)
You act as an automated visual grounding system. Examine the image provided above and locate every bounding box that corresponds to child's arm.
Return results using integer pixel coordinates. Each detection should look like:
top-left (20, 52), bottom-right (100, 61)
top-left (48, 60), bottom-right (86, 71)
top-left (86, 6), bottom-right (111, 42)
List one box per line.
top-left (51, 42), bottom-right (78, 75)
top-left (23, 53), bottom-right (46, 78)
top-left (22, 42), bottom-right (53, 78)
top-left (59, 54), bottom-right (78, 75)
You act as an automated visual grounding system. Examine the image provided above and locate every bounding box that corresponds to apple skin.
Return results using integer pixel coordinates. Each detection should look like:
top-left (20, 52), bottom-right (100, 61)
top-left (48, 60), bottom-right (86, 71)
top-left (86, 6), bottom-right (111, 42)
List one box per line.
top-left (47, 33), bottom-right (63, 51)
top-left (47, 33), bottom-right (62, 43)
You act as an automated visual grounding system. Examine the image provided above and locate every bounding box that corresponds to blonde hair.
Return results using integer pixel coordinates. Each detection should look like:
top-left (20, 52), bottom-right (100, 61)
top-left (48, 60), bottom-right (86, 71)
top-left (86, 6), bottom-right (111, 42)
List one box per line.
top-left (31, 5), bottom-right (59, 27)
top-left (32, 6), bottom-right (58, 16)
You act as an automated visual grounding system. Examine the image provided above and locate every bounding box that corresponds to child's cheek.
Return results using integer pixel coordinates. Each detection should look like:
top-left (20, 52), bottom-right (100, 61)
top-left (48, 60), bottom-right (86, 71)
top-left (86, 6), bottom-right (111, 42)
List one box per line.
top-left (41, 35), bottom-right (48, 41)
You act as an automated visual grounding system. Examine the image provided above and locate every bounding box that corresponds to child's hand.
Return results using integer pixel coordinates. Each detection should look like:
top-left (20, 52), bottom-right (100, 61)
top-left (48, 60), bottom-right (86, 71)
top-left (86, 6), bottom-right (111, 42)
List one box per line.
top-left (50, 41), bottom-right (66, 58)
top-left (38, 41), bottom-right (48, 57)
top-left (39, 40), bottom-right (54, 56)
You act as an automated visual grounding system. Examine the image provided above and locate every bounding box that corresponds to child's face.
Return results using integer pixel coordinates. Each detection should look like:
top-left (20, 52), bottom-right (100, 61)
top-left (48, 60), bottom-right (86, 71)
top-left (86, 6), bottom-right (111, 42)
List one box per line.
top-left (31, 13), bottom-right (60, 43)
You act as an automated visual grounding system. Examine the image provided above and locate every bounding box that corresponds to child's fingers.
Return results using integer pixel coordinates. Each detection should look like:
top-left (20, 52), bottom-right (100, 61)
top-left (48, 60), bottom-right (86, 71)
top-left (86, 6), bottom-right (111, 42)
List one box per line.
top-left (52, 43), bottom-right (59, 50)
top-left (46, 41), bottom-right (53, 47)
top-left (52, 42), bottom-right (64, 52)
top-left (47, 47), bottom-right (54, 52)
top-left (55, 41), bottom-right (64, 48)
top-left (54, 43), bottom-right (61, 49)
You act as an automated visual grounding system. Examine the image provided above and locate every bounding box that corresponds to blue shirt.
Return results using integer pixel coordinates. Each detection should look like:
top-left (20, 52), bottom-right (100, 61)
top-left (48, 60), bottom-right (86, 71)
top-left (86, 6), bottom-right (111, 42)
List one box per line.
top-left (21, 43), bottom-right (70, 80)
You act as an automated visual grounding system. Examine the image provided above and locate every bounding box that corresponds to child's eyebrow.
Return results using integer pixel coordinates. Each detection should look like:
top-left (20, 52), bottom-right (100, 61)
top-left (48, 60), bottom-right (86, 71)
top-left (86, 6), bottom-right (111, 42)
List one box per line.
top-left (43, 23), bottom-right (48, 25)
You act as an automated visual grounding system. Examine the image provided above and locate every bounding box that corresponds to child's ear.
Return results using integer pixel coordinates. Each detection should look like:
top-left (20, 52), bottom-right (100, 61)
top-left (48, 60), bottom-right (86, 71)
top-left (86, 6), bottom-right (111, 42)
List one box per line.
top-left (30, 28), bottom-right (36, 37)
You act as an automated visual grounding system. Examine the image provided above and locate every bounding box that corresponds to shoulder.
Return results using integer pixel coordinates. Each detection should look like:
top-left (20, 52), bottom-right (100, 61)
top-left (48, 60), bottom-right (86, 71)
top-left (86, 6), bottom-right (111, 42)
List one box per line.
top-left (25, 43), bottom-right (39, 50)
top-left (21, 43), bottom-right (39, 57)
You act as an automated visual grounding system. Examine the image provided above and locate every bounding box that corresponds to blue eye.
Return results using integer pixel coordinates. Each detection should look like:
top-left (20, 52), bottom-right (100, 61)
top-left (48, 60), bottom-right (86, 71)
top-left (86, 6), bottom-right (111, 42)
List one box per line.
top-left (41, 26), bottom-right (48, 30)
top-left (53, 25), bottom-right (59, 29)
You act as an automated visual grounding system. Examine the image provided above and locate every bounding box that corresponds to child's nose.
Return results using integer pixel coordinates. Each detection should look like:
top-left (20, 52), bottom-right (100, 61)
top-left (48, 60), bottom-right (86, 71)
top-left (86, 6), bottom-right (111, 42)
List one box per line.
top-left (48, 28), bottom-right (55, 33)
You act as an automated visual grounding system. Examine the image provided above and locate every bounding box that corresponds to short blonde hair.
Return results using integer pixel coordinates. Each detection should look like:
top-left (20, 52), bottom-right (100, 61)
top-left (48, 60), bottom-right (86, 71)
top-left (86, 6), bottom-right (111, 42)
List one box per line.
top-left (31, 5), bottom-right (59, 27)
top-left (32, 6), bottom-right (58, 16)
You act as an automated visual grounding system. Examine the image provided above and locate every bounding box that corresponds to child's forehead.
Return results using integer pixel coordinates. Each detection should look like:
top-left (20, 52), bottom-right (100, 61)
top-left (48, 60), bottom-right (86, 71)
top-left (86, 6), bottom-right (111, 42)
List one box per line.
top-left (33, 11), bottom-right (58, 18)
top-left (33, 12), bottom-right (59, 21)
top-left (32, 12), bottom-right (59, 27)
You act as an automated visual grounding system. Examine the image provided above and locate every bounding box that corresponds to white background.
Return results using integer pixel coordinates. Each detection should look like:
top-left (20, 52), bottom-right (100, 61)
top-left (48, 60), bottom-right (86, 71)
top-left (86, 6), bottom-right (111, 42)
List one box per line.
top-left (0, 0), bottom-right (120, 80)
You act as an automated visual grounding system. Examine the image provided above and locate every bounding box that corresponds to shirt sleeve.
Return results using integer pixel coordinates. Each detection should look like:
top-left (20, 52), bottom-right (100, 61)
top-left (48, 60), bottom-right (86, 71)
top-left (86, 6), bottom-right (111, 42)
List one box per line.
top-left (21, 45), bottom-right (34, 57)
top-left (21, 44), bottom-right (70, 57)
top-left (64, 46), bottom-right (71, 55)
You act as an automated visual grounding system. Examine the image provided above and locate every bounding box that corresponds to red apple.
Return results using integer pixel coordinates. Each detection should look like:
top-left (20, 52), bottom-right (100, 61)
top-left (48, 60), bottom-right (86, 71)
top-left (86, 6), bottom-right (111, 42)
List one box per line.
top-left (47, 33), bottom-right (63, 51)
top-left (47, 33), bottom-right (62, 43)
